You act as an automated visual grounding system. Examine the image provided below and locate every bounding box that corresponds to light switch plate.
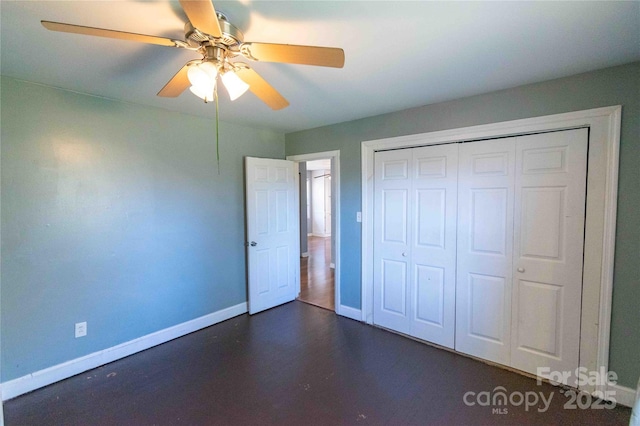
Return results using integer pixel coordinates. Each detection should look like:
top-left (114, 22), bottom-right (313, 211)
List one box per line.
top-left (75, 322), bottom-right (87, 338)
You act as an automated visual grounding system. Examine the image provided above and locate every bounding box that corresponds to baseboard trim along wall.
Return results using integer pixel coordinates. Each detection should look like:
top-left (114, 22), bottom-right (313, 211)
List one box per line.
top-left (1, 302), bottom-right (248, 401)
top-left (609, 383), bottom-right (637, 408)
top-left (338, 305), bottom-right (362, 322)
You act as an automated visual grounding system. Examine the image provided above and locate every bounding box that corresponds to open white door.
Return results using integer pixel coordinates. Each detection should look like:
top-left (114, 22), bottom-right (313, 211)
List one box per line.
top-left (245, 157), bottom-right (299, 315)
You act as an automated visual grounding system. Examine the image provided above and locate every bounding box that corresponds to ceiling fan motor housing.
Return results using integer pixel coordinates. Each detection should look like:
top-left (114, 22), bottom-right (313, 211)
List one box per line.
top-left (184, 13), bottom-right (244, 49)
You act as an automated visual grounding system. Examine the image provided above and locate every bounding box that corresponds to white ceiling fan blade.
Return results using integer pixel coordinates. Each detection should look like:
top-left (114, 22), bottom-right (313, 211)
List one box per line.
top-left (41, 21), bottom-right (183, 47)
top-left (235, 67), bottom-right (289, 110)
top-left (240, 42), bottom-right (345, 68)
top-left (179, 0), bottom-right (222, 38)
top-left (157, 61), bottom-right (200, 97)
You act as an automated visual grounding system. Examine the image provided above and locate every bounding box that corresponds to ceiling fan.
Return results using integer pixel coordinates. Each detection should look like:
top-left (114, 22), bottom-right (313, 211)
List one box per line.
top-left (41, 0), bottom-right (345, 110)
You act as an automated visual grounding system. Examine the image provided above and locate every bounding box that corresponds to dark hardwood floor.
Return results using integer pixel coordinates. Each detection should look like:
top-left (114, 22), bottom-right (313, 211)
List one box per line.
top-left (298, 236), bottom-right (334, 311)
top-left (4, 302), bottom-right (631, 425)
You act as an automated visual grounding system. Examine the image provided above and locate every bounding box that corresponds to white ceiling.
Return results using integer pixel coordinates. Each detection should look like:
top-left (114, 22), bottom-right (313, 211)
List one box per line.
top-left (1, 1), bottom-right (638, 133)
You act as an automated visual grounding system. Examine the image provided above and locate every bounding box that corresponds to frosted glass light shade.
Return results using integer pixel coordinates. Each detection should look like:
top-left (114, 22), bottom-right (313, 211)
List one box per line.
top-left (188, 62), bottom-right (218, 102)
top-left (189, 85), bottom-right (215, 102)
top-left (221, 71), bottom-right (250, 101)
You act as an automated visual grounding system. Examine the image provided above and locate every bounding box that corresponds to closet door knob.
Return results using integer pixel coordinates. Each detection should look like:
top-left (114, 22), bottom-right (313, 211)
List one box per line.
top-left (402, 252), bottom-right (407, 257)
top-left (517, 267), bottom-right (525, 273)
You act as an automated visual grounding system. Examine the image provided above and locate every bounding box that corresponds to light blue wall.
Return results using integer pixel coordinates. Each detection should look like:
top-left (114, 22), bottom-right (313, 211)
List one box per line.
top-left (0, 77), bottom-right (284, 382)
top-left (285, 62), bottom-right (640, 388)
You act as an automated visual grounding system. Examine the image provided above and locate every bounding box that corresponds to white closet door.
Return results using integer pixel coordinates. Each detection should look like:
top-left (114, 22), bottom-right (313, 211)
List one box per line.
top-left (410, 144), bottom-right (458, 348)
top-left (510, 129), bottom-right (588, 385)
top-left (373, 149), bottom-right (412, 335)
top-left (456, 138), bottom-right (516, 365)
top-left (374, 144), bottom-right (458, 347)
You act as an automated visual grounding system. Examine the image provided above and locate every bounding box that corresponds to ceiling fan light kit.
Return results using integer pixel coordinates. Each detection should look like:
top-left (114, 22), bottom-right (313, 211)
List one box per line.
top-left (185, 59), bottom-right (250, 104)
top-left (187, 61), bottom-right (218, 102)
top-left (221, 70), bottom-right (250, 101)
top-left (40, 0), bottom-right (345, 110)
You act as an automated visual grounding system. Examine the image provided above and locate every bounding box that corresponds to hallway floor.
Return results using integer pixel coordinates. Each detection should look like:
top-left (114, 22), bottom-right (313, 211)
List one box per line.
top-left (298, 236), bottom-right (334, 311)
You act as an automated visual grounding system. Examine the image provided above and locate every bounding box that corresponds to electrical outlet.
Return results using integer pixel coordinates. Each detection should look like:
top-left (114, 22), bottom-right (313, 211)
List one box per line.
top-left (75, 322), bottom-right (87, 338)
top-left (356, 212), bottom-right (362, 223)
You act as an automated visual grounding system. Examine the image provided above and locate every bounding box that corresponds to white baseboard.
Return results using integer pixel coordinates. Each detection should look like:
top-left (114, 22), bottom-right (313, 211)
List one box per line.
top-left (2, 302), bottom-right (247, 401)
top-left (338, 305), bottom-right (362, 322)
top-left (608, 383), bottom-right (637, 408)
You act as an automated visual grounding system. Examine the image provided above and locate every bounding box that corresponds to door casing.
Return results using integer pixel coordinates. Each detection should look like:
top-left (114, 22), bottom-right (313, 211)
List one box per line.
top-left (287, 150), bottom-right (341, 314)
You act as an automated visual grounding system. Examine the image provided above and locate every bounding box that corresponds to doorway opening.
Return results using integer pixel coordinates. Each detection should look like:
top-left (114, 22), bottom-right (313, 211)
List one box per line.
top-left (287, 151), bottom-right (341, 313)
top-left (299, 159), bottom-right (334, 310)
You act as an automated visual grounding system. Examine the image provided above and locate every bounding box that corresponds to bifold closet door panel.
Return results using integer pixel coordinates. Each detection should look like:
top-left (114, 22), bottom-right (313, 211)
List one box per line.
top-left (410, 144), bottom-right (458, 348)
top-left (373, 144), bottom-right (458, 347)
top-left (455, 138), bottom-right (516, 365)
top-left (510, 129), bottom-right (588, 385)
top-left (373, 149), bottom-right (412, 335)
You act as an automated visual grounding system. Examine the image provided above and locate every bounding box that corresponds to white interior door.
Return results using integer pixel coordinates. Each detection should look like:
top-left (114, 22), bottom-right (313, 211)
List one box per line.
top-left (373, 149), bottom-right (412, 335)
top-left (245, 157), bottom-right (299, 315)
top-left (311, 170), bottom-right (326, 237)
top-left (324, 173), bottom-right (332, 236)
top-left (373, 144), bottom-right (458, 347)
top-left (510, 129), bottom-right (588, 385)
top-left (455, 138), bottom-right (516, 365)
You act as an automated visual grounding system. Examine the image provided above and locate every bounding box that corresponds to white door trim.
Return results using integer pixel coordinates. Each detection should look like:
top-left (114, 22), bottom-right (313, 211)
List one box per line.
top-left (361, 106), bottom-right (621, 395)
top-left (287, 150), bottom-right (341, 314)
